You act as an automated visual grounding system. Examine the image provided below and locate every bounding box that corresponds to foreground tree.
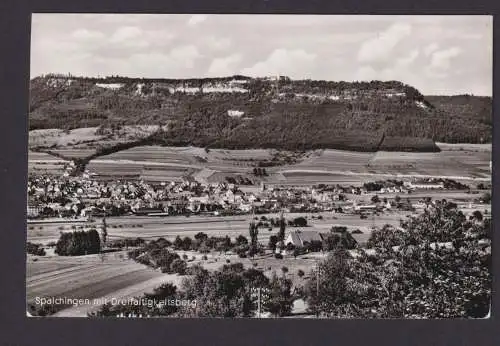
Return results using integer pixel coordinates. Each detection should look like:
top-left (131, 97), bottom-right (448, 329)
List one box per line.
top-left (264, 273), bottom-right (294, 317)
top-left (305, 205), bottom-right (491, 318)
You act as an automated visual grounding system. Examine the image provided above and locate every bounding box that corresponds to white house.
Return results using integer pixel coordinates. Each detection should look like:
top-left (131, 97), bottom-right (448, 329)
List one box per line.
top-left (353, 201), bottom-right (377, 212)
top-left (405, 181), bottom-right (444, 190)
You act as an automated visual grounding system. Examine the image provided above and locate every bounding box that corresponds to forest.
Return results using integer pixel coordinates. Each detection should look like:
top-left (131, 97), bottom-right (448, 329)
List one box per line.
top-left (29, 75), bottom-right (492, 151)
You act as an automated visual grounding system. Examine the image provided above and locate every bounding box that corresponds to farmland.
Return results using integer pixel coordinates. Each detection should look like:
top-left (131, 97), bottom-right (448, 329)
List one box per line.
top-left (77, 144), bottom-right (492, 185)
top-left (28, 150), bottom-right (68, 175)
top-left (26, 251), bottom-right (182, 317)
top-left (27, 208), bottom-right (443, 248)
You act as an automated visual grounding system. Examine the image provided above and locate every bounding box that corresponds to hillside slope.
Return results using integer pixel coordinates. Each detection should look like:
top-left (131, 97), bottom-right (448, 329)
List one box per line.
top-left (29, 74), bottom-right (492, 152)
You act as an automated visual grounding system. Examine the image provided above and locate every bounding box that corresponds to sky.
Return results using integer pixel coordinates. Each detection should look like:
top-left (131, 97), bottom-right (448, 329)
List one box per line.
top-left (31, 14), bottom-right (492, 96)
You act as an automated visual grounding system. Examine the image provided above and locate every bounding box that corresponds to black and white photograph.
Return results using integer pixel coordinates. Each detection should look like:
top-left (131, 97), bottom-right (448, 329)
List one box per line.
top-left (26, 14), bottom-right (492, 318)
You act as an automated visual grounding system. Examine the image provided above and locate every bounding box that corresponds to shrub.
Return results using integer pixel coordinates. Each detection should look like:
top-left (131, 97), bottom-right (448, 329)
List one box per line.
top-left (297, 269), bottom-right (305, 277)
top-left (171, 259), bottom-right (187, 275)
top-left (351, 229), bottom-right (363, 234)
top-left (183, 254), bottom-right (189, 260)
top-left (281, 266), bottom-right (289, 274)
top-left (202, 255), bottom-right (208, 261)
top-left (27, 242), bottom-right (46, 256)
top-left (274, 253), bottom-right (283, 259)
top-left (226, 259), bottom-right (231, 264)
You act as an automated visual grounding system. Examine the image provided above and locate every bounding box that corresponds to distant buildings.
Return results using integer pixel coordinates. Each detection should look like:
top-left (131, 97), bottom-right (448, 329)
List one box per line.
top-left (404, 181), bottom-right (444, 190)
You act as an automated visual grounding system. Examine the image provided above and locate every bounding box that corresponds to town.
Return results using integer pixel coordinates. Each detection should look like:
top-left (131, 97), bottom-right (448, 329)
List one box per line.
top-left (27, 162), bottom-right (487, 221)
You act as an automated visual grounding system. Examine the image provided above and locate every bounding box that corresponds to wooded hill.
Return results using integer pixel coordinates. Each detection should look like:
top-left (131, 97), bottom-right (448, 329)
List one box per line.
top-left (29, 74), bottom-right (492, 152)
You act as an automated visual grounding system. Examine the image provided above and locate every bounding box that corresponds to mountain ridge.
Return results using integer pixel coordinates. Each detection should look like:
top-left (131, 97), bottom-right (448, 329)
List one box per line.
top-left (29, 74), bottom-right (492, 153)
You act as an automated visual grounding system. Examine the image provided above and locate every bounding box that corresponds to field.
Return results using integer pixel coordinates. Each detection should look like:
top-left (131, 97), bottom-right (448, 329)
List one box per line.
top-left (29, 127), bottom-right (105, 148)
top-left (80, 144), bottom-right (492, 184)
top-left (26, 251), bottom-right (180, 317)
top-left (27, 210), bottom-right (416, 247)
top-left (28, 150), bottom-right (68, 175)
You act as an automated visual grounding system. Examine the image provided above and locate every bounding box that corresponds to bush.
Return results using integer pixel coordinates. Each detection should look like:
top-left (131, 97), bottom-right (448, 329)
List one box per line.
top-left (182, 254), bottom-right (189, 260)
top-left (281, 266), bottom-right (289, 274)
top-left (202, 255), bottom-right (208, 261)
top-left (297, 269), bottom-right (305, 277)
top-left (171, 259), bottom-right (187, 275)
top-left (226, 259), bottom-right (231, 264)
top-left (351, 229), bottom-right (363, 234)
top-left (274, 253), bottom-right (283, 259)
top-left (27, 242), bottom-right (46, 256)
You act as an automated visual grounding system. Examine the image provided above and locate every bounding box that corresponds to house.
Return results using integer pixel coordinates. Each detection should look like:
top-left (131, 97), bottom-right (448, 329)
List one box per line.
top-left (404, 181), bottom-right (444, 190)
top-left (285, 230), bottom-right (323, 247)
top-left (353, 201), bottom-right (377, 212)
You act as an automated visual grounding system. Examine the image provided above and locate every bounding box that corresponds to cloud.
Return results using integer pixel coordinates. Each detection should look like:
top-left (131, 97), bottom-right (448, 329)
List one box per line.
top-left (397, 49), bottom-right (419, 66)
top-left (424, 43), bottom-right (439, 56)
top-left (91, 46), bottom-right (202, 78)
top-left (355, 65), bottom-right (378, 81)
top-left (169, 45), bottom-right (201, 68)
top-left (357, 22), bottom-right (412, 63)
top-left (430, 47), bottom-right (462, 70)
top-left (110, 26), bottom-right (143, 43)
top-left (71, 29), bottom-right (105, 40)
top-left (30, 14), bottom-right (491, 95)
top-left (207, 54), bottom-right (242, 76)
top-left (187, 15), bottom-right (208, 26)
top-left (241, 48), bottom-right (316, 78)
top-left (205, 36), bottom-right (231, 51)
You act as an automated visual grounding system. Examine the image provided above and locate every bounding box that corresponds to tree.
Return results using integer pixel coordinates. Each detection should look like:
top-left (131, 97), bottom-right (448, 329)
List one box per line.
top-left (194, 232), bottom-right (208, 242)
top-left (171, 259), bottom-right (187, 275)
top-left (278, 214), bottom-right (286, 247)
top-left (173, 236), bottom-right (183, 250)
top-left (371, 195), bottom-right (380, 204)
top-left (236, 235), bottom-right (248, 246)
top-left (268, 235), bottom-right (278, 252)
top-left (248, 222), bottom-right (259, 258)
top-left (101, 217), bottom-right (108, 245)
top-left (481, 192), bottom-right (491, 204)
top-left (395, 195), bottom-right (401, 203)
top-left (472, 210), bottom-right (483, 222)
top-left (304, 249), bottom-right (388, 318)
top-left (322, 232), bottom-right (357, 251)
top-left (264, 273), bottom-right (294, 317)
top-left (55, 229), bottom-right (101, 256)
top-left (292, 217), bottom-right (308, 227)
top-left (178, 266), bottom-right (254, 317)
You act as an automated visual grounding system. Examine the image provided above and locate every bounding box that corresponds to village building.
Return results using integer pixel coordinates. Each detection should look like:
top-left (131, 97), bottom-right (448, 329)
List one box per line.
top-left (285, 230), bottom-right (323, 248)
